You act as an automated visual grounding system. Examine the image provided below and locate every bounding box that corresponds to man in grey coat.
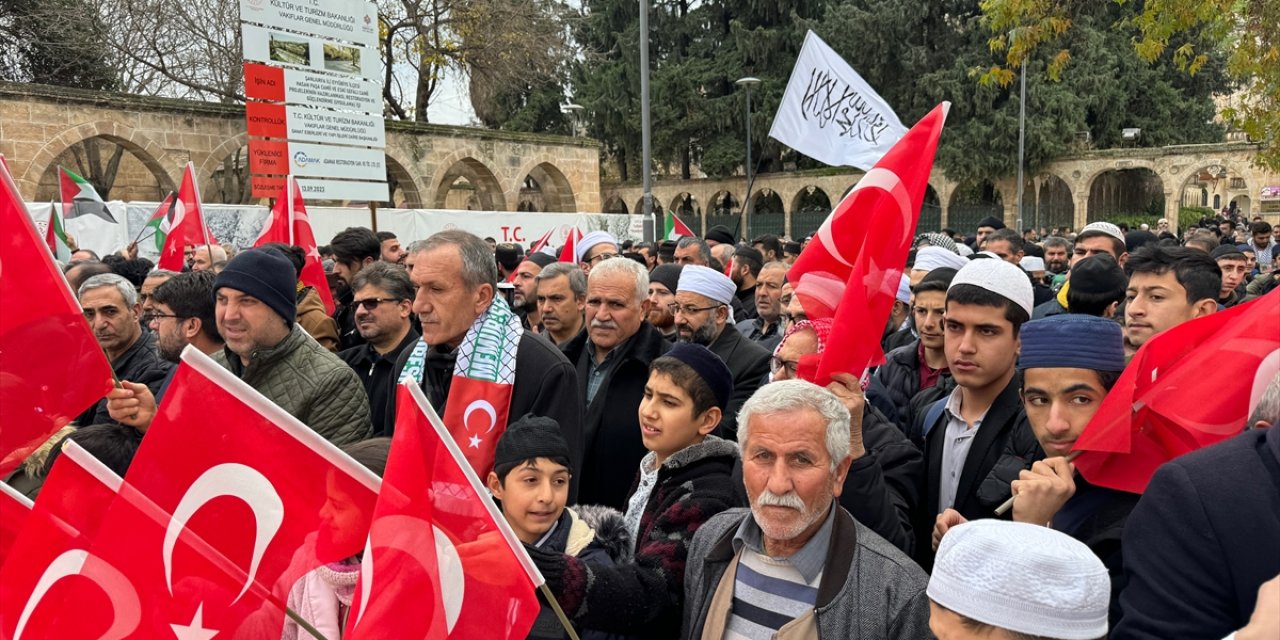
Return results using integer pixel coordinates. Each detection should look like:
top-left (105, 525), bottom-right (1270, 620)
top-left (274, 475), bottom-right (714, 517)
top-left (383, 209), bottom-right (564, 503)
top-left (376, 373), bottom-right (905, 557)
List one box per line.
top-left (683, 381), bottom-right (930, 639)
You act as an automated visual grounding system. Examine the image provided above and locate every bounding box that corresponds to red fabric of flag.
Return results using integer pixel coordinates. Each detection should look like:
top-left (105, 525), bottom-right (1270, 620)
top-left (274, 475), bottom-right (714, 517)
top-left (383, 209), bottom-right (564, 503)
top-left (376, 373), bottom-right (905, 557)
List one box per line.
top-left (0, 482), bottom-right (33, 569)
top-left (52, 346), bottom-right (382, 638)
top-left (1072, 290), bottom-right (1280, 493)
top-left (157, 163), bottom-right (217, 271)
top-left (787, 103), bottom-right (950, 385)
top-left (507, 227), bottom-right (556, 283)
top-left (0, 157), bottom-right (114, 476)
top-left (558, 227), bottom-right (582, 263)
top-left (0, 442), bottom-right (130, 640)
top-left (254, 176), bottom-right (335, 314)
top-left (346, 383), bottom-right (541, 639)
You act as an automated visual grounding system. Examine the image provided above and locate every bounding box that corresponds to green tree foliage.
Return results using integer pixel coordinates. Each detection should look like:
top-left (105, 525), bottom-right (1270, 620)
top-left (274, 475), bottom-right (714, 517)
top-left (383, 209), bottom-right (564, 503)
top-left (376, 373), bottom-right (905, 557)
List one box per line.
top-left (0, 0), bottom-right (118, 89)
top-left (573, 0), bottom-right (1231, 184)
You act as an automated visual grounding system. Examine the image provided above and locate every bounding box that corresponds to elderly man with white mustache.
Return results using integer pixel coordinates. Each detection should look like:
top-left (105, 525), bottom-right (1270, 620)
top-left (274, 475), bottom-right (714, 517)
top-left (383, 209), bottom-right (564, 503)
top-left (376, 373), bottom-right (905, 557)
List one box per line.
top-left (684, 381), bottom-right (930, 639)
top-left (561, 256), bottom-right (672, 510)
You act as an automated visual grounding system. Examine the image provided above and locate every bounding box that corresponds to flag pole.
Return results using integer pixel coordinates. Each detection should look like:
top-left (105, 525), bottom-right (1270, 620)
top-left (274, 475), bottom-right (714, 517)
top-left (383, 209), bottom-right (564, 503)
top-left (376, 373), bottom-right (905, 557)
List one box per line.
top-left (539, 582), bottom-right (581, 640)
top-left (284, 605), bottom-right (331, 640)
top-left (993, 450), bottom-right (1080, 516)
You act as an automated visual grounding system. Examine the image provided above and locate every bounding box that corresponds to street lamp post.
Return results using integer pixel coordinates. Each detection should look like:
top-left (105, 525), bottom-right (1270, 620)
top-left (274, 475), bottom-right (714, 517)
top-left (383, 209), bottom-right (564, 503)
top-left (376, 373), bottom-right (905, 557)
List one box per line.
top-left (1015, 56), bottom-right (1026, 235)
top-left (736, 76), bottom-right (760, 241)
top-left (561, 103), bottom-right (584, 137)
top-left (640, 0), bottom-right (655, 242)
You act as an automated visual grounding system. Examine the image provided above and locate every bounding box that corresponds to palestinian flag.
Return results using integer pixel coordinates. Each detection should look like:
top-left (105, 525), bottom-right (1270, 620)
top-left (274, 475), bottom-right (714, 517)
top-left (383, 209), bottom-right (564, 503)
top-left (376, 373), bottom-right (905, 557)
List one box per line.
top-left (665, 210), bottom-right (694, 240)
top-left (45, 202), bottom-right (71, 262)
top-left (58, 166), bottom-right (116, 223)
top-left (141, 192), bottom-right (176, 252)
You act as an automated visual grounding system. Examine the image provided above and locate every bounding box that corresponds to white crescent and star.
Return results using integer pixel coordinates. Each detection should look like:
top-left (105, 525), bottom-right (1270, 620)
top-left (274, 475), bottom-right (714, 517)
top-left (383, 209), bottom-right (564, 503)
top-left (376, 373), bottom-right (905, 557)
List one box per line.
top-left (14, 548), bottom-right (141, 640)
top-left (815, 168), bottom-right (912, 267)
top-left (163, 462), bottom-right (284, 604)
top-left (462, 400), bottom-right (498, 449)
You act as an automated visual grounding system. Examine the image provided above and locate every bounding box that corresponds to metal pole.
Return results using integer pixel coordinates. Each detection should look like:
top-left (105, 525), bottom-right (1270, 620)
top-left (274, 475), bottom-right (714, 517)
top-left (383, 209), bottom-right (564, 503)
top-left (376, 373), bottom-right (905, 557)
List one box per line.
top-left (1015, 56), bottom-right (1026, 233)
top-left (744, 87), bottom-right (753, 241)
top-left (639, 0), bottom-right (654, 242)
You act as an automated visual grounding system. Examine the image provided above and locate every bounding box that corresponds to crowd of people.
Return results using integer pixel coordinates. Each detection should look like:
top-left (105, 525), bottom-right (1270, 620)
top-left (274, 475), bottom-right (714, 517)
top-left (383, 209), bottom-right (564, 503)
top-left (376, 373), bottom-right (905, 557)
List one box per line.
top-left (8, 210), bottom-right (1280, 640)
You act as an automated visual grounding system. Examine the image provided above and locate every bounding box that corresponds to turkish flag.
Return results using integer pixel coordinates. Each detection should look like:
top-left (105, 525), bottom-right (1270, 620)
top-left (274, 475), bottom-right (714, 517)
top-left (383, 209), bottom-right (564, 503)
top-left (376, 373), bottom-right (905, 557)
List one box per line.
top-left (0, 155), bottom-right (114, 477)
top-left (0, 441), bottom-right (135, 640)
top-left (558, 227), bottom-right (582, 263)
top-left (254, 176), bottom-right (336, 314)
top-left (50, 345), bottom-right (382, 638)
top-left (346, 383), bottom-right (541, 639)
top-left (157, 162), bottom-right (217, 271)
top-left (1072, 290), bottom-right (1280, 493)
top-left (787, 103), bottom-right (949, 386)
top-left (506, 227), bottom-right (556, 283)
top-left (0, 482), bottom-right (33, 567)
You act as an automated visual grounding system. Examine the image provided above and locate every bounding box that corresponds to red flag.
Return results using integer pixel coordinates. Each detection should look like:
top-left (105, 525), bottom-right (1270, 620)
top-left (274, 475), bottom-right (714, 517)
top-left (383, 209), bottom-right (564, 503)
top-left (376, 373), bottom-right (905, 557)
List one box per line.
top-left (157, 163), bottom-right (217, 271)
top-left (52, 346), bottom-right (382, 638)
top-left (788, 103), bottom-right (949, 385)
top-left (0, 441), bottom-right (135, 640)
top-left (506, 227), bottom-right (557, 283)
top-left (0, 155), bottom-right (114, 476)
top-left (1072, 291), bottom-right (1280, 493)
top-left (255, 176), bottom-right (336, 314)
top-left (0, 482), bottom-right (33, 566)
top-left (346, 383), bottom-right (541, 639)
top-left (557, 227), bottom-right (582, 263)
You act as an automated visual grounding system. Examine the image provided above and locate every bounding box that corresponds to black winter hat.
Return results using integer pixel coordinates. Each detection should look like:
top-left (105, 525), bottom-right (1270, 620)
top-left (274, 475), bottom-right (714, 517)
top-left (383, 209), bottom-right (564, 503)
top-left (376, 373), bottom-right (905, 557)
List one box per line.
top-left (977, 216), bottom-right (1006, 231)
top-left (523, 251), bottom-right (557, 269)
top-left (1210, 244), bottom-right (1245, 261)
top-left (664, 343), bottom-right (733, 411)
top-left (1068, 253), bottom-right (1127, 297)
top-left (493, 414), bottom-right (571, 469)
top-left (649, 263), bottom-right (683, 294)
top-left (705, 225), bottom-right (736, 245)
top-left (213, 248), bottom-right (297, 324)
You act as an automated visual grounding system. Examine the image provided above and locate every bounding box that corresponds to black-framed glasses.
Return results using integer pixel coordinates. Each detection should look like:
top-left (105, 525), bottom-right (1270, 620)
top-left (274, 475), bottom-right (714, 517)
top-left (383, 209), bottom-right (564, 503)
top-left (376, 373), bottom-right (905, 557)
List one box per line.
top-left (353, 297), bottom-right (402, 311)
top-left (585, 252), bottom-right (619, 265)
top-left (668, 303), bottom-right (722, 317)
top-left (143, 312), bottom-right (187, 324)
top-left (769, 357), bottom-right (799, 377)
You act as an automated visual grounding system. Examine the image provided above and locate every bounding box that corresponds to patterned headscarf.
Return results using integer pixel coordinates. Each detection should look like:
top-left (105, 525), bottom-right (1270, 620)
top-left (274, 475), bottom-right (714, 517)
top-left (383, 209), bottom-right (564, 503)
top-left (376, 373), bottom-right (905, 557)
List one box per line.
top-left (773, 317), bottom-right (834, 358)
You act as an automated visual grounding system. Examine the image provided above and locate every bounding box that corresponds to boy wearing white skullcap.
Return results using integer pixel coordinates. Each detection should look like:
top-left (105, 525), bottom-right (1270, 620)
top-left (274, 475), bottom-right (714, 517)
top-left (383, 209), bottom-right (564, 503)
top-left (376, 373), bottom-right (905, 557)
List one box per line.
top-left (915, 257), bottom-right (1042, 569)
top-left (929, 519), bottom-right (1110, 640)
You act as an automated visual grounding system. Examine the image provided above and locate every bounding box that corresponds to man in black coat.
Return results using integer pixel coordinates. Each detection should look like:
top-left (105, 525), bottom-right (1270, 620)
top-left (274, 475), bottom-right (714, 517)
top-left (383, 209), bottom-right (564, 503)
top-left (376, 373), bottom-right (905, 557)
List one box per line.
top-left (673, 265), bottom-right (770, 441)
top-left (1114, 414), bottom-right (1280, 639)
top-left (913, 259), bottom-right (1044, 568)
top-left (76, 273), bottom-right (173, 425)
top-left (390, 231), bottom-right (584, 501)
top-left (561, 258), bottom-right (671, 510)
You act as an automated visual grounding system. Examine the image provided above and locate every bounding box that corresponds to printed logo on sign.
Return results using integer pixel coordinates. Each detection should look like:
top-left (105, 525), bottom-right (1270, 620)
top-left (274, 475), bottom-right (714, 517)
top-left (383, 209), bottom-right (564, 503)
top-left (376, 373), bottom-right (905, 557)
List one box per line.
top-left (293, 151), bottom-right (313, 168)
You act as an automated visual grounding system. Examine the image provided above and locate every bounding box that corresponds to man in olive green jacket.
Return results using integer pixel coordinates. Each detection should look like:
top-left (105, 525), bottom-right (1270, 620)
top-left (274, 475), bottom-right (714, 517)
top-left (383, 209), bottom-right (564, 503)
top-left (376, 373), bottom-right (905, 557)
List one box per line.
top-left (213, 248), bottom-right (372, 445)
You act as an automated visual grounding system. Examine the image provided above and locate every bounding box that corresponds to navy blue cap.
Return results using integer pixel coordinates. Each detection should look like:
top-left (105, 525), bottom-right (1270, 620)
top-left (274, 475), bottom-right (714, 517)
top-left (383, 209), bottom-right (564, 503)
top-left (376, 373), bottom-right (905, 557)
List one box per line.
top-left (663, 343), bottom-right (734, 411)
top-left (1019, 315), bottom-right (1126, 373)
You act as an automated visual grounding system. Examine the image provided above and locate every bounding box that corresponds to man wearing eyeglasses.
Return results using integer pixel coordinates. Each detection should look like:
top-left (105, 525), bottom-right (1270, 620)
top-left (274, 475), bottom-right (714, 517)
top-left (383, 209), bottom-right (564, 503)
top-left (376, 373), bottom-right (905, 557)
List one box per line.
top-left (106, 271), bottom-right (225, 432)
top-left (674, 265), bottom-right (770, 440)
top-left (338, 262), bottom-right (420, 437)
top-left (575, 231), bottom-right (620, 274)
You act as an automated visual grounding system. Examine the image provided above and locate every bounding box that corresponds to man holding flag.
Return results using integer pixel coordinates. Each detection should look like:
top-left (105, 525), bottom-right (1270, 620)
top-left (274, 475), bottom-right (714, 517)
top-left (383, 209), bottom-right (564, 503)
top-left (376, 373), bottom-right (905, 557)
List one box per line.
top-left (392, 230), bottom-right (584, 499)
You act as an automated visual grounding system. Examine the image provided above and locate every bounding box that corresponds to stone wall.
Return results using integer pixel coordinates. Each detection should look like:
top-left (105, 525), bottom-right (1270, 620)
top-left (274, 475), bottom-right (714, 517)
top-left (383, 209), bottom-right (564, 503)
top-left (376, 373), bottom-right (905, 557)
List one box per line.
top-left (0, 82), bottom-right (601, 213)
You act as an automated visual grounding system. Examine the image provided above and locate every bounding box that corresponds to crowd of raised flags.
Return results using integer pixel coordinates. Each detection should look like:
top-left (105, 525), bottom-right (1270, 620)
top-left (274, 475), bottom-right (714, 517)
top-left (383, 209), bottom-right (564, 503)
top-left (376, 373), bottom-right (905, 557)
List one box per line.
top-left (0, 86), bottom-right (1278, 640)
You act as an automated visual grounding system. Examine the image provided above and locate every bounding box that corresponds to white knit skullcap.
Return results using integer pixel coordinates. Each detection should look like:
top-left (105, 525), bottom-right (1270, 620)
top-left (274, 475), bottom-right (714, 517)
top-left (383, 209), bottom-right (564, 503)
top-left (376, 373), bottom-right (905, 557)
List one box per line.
top-left (896, 274), bottom-right (912, 304)
top-left (575, 231), bottom-right (618, 263)
top-left (956, 243), bottom-right (974, 257)
top-left (677, 265), bottom-right (736, 305)
top-left (949, 257), bottom-right (1034, 317)
top-left (1020, 256), bottom-right (1046, 272)
top-left (1079, 221), bottom-right (1126, 245)
top-left (929, 520), bottom-right (1110, 640)
top-left (914, 246), bottom-right (969, 273)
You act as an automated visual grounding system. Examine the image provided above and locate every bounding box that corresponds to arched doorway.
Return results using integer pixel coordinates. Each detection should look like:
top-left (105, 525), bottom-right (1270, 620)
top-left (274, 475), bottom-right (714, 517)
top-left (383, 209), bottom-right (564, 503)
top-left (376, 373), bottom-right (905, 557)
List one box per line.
top-left (1179, 164), bottom-right (1248, 221)
top-left (1088, 168), bottom-right (1164, 223)
top-left (207, 144), bottom-right (253, 204)
top-left (790, 186), bottom-right (832, 238)
top-left (433, 157), bottom-right (506, 211)
top-left (35, 135), bottom-right (175, 203)
top-left (918, 185), bottom-right (942, 233)
top-left (521, 162), bottom-right (577, 212)
top-left (1035, 175), bottom-right (1074, 233)
top-left (749, 189), bottom-right (785, 238)
top-left (383, 153), bottom-right (420, 207)
top-left (948, 181), bottom-right (1004, 235)
top-left (602, 194), bottom-right (628, 214)
top-left (669, 192), bottom-right (703, 235)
